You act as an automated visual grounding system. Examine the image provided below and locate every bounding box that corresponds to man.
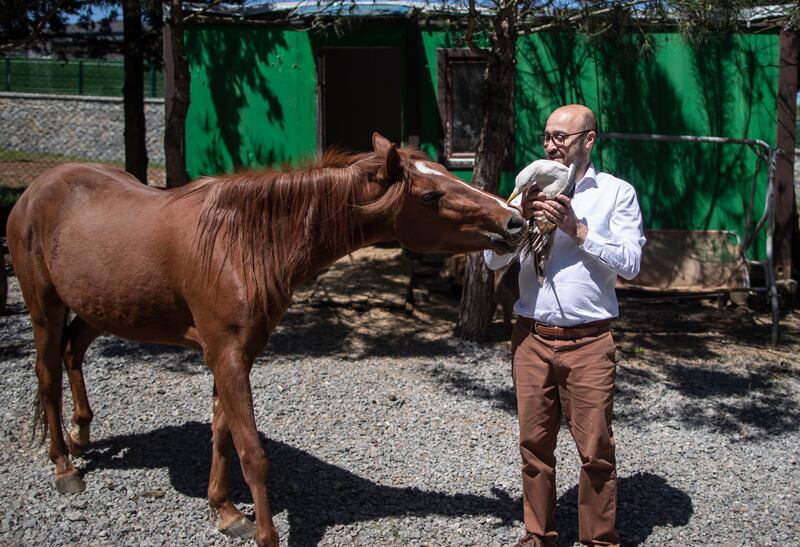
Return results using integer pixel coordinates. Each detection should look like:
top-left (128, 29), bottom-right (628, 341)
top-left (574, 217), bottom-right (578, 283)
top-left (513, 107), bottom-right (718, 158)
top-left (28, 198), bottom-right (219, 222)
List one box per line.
top-left (485, 104), bottom-right (645, 546)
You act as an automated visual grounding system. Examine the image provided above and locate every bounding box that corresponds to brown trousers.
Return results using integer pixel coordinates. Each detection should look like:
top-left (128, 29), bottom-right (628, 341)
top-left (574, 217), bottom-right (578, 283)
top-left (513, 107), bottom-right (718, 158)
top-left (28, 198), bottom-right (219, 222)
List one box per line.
top-left (511, 316), bottom-right (619, 546)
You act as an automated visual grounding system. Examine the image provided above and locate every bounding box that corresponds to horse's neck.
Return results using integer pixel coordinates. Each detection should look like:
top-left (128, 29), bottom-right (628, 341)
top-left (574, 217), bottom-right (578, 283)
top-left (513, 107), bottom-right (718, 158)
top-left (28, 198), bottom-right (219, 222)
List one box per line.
top-left (290, 181), bottom-right (395, 285)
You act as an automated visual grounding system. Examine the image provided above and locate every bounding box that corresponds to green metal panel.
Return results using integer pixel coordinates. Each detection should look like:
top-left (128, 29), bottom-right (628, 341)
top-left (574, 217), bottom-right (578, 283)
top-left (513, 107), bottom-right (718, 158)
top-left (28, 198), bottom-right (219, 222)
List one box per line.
top-left (185, 25), bottom-right (317, 178)
top-left (184, 22), bottom-right (413, 180)
top-left (514, 31), bottom-right (779, 260)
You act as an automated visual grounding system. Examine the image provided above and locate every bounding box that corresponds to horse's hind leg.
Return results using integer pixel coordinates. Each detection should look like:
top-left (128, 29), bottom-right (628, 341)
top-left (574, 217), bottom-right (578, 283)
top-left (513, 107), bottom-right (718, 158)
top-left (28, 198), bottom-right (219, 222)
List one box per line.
top-left (31, 301), bottom-right (85, 493)
top-left (62, 316), bottom-right (102, 457)
top-left (8, 217), bottom-right (83, 493)
top-left (208, 382), bottom-right (256, 539)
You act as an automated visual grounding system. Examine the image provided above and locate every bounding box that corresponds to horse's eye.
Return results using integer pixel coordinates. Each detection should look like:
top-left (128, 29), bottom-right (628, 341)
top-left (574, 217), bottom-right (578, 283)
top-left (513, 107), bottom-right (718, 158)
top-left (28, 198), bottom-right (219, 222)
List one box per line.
top-left (422, 191), bottom-right (442, 203)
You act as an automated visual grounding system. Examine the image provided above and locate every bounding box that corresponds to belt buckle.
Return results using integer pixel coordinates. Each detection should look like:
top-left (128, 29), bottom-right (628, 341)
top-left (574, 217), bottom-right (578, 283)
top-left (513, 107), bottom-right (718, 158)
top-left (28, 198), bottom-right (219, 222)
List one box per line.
top-left (533, 322), bottom-right (558, 338)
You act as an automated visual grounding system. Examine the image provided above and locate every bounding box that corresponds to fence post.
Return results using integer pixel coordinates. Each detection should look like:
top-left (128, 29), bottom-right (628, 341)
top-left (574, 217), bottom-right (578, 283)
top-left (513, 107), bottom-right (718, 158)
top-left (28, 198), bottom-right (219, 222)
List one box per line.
top-left (4, 59), bottom-right (10, 91)
top-left (78, 61), bottom-right (84, 95)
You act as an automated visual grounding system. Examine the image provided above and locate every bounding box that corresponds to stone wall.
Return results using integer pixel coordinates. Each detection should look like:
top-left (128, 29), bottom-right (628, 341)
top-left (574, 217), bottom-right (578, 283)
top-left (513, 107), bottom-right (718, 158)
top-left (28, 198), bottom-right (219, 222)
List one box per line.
top-left (0, 92), bottom-right (165, 165)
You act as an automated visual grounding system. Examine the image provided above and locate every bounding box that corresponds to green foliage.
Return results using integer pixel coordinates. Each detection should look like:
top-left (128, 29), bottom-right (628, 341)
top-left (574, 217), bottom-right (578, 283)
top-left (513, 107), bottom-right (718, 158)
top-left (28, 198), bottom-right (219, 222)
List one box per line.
top-left (1, 1), bottom-right (164, 68)
top-left (0, 1), bottom-right (116, 56)
top-left (0, 1), bottom-right (83, 50)
top-left (0, 187), bottom-right (25, 207)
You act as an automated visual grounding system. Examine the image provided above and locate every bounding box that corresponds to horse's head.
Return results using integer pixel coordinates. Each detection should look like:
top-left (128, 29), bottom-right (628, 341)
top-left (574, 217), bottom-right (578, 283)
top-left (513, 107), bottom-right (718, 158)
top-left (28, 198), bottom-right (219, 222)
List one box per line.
top-left (368, 133), bottom-right (525, 254)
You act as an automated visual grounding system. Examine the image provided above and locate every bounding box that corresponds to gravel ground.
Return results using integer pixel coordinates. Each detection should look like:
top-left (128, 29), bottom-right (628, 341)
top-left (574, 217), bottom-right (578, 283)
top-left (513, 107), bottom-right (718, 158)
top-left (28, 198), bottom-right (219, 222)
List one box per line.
top-left (1, 246), bottom-right (799, 547)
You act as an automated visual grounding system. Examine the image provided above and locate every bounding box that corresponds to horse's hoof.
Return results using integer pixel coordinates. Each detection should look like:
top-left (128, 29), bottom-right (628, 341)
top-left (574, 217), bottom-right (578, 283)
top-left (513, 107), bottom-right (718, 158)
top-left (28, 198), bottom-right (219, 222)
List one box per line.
top-left (220, 516), bottom-right (257, 539)
top-left (55, 473), bottom-right (86, 494)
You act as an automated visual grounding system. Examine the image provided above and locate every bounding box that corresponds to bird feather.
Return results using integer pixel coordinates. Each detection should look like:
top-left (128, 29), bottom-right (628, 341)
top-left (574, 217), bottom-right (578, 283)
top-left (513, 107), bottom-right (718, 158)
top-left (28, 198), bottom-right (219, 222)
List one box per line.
top-left (509, 160), bottom-right (577, 284)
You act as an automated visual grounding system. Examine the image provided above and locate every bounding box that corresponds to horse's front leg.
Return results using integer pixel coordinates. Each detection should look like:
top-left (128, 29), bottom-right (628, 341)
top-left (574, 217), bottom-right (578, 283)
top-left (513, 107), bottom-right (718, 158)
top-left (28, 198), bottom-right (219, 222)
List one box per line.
top-left (208, 382), bottom-right (257, 538)
top-left (208, 350), bottom-right (278, 547)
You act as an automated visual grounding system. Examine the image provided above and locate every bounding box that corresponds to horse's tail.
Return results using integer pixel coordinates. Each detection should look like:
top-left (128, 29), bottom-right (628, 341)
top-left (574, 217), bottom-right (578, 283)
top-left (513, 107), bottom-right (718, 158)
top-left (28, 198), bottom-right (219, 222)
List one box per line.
top-left (30, 308), bottom-right (71, 445)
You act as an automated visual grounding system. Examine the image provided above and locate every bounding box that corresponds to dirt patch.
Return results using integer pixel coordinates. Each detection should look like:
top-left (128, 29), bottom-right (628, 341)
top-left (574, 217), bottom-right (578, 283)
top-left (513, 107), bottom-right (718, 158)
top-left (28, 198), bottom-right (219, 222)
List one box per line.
top-left (293, 245), bottom-right (800, 359)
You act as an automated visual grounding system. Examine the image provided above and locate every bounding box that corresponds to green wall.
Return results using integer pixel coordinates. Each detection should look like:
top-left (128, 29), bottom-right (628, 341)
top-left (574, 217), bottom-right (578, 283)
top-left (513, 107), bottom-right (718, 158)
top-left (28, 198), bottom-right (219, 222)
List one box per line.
top-left (185, 26), bottom-right (317, 177)
top-left (516, 31), bottom-right (778, 255)
top-left (185, 23), bottom-right (780, 258)
top-left (185, 22), bottom-right (409, 178)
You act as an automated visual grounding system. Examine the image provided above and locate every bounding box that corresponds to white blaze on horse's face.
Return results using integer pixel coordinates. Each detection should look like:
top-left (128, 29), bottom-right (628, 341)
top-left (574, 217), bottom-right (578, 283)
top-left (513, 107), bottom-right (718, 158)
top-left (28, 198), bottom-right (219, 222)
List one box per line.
top-left (414, 161), bottom-right (445, 177)
top-left (398, 160), bottom-right (525, 254)
top-left (413, 161), bottom-right (517, 214)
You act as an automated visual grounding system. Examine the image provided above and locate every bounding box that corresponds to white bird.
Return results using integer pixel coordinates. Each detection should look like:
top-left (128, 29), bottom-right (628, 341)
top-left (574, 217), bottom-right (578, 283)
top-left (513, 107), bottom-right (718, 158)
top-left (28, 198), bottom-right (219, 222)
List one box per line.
top-left (506, 159), bottom-right (577, 284)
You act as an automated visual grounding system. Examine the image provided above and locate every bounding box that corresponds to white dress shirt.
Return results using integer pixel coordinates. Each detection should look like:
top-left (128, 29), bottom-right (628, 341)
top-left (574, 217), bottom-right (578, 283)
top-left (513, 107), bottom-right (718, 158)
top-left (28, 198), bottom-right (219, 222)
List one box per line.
top-left (484, 165), bottom-right (645, 326)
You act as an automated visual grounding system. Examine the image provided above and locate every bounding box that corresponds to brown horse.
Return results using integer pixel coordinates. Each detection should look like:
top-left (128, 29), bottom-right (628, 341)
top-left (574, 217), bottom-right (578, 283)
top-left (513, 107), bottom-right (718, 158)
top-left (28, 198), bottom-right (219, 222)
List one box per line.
top-left (6, 133), bottom-right (524, 546)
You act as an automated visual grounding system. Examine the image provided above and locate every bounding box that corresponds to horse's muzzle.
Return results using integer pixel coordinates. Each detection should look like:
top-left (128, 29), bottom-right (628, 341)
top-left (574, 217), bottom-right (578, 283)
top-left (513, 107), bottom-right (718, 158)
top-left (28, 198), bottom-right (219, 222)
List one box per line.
top-left (505, 213), bottom-right (526, 235)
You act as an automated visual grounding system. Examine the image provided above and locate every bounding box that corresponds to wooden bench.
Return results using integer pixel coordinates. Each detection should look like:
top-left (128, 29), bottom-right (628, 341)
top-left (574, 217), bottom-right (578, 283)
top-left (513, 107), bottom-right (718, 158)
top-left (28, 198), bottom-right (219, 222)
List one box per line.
top-left (617, 229), bottom-right (749, 292)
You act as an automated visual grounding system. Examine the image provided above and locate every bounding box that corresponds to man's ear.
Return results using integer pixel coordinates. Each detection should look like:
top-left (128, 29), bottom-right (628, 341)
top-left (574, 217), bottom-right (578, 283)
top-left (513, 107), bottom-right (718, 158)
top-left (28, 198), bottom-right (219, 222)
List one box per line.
top-left (379, 143), bottom-right (403, 183)
top-left (372, 132), bottom-right (392, 153)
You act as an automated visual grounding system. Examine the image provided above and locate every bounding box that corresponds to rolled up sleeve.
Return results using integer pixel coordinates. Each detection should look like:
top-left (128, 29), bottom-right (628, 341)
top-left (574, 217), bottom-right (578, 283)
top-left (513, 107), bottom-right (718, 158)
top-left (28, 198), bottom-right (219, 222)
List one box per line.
top-left (579, 184), bottom-right (645, 280)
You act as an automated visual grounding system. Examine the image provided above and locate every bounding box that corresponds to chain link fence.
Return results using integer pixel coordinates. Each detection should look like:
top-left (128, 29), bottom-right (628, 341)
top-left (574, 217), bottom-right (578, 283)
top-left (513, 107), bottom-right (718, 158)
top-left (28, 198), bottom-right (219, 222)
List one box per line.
top-left (0, 58), bottom-right (165, 192)
top-left (3, 57), bottom-right (163, 98)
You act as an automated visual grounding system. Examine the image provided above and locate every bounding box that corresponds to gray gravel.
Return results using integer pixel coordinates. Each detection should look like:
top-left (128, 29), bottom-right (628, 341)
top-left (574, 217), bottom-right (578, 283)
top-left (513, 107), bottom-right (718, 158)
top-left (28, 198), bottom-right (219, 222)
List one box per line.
top-left (1, 247), bottom-right (799, 547)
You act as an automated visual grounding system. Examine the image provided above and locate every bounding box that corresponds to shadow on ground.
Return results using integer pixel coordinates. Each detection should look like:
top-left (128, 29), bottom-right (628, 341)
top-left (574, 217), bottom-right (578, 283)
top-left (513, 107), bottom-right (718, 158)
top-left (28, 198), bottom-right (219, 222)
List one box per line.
top-left (436, 351), bottom-right (800, 439)
top-left (266, 304), bottom-right (460, 359)
top-left (556, 472), bottom-right (693, 546)
top-left (91, 337), bottom-right (204, 375)
top-left (81, 421), bottom-right (688, 546)
top-left (82, 421), bottom-right (518, 546)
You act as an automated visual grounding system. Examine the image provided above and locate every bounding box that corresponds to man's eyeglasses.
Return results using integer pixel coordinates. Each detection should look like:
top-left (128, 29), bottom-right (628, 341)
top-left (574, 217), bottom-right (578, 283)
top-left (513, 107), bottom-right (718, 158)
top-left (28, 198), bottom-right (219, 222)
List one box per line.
top-left (539, 130), bottom-right (591, 146)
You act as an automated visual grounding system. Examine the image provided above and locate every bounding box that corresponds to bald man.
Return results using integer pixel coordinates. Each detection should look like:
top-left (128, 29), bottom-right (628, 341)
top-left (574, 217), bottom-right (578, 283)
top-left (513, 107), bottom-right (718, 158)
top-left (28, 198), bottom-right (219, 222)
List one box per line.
top-left (485, 105), bottom-right (645, 547)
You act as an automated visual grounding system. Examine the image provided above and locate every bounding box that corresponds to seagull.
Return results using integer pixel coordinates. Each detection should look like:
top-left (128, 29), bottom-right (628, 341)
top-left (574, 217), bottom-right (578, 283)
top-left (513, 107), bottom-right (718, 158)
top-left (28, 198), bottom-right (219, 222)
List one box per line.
top-left (505, 159), bottom-right (577, 284)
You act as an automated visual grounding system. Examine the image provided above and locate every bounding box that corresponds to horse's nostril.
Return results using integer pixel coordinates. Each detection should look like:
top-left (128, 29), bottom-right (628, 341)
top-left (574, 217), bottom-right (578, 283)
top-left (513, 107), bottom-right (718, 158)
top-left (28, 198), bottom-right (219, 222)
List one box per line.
top-left (506, 214), bottom-right (525, 234)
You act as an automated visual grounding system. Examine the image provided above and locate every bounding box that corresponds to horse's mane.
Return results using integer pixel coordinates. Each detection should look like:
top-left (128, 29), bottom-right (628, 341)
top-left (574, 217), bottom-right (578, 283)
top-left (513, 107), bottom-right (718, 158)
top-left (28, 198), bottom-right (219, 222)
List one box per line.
top-left (168, 148), bottom-right (425, 312)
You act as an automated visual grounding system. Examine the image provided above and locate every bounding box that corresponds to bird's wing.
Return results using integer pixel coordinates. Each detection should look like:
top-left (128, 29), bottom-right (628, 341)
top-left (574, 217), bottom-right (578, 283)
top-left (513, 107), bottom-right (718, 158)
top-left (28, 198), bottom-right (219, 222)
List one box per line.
top-left (533, 160), bottom-right (571, 198)
top-left (561, 163), bottom-right (577, 198)
top-left (508, 159), bottom-right (570, 204)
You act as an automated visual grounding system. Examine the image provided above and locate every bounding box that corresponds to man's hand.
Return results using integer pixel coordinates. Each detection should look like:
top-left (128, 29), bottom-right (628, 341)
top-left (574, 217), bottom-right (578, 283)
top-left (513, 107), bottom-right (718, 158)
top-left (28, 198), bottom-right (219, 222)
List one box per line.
top-left (520, 188), bottom-right (546, 220)
top-left (532, 194), bottom-right (588, 245)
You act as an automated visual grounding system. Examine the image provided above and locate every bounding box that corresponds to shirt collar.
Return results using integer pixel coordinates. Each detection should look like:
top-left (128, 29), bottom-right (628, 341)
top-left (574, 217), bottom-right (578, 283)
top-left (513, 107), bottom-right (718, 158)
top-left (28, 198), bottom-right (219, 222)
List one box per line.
top-left (576, 164), bottom-right (597, 190)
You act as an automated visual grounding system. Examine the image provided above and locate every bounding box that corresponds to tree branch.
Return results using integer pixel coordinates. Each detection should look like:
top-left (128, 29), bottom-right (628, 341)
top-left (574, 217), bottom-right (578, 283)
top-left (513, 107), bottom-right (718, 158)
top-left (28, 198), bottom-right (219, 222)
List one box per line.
top-left (0, 0), bottom-right (69, 53)
top-left (180, 0), bottom-right (230, 25)
top-left (518, 0), bottom-right (645, 35)
top-left (465, 0), bottom-right (497, 61)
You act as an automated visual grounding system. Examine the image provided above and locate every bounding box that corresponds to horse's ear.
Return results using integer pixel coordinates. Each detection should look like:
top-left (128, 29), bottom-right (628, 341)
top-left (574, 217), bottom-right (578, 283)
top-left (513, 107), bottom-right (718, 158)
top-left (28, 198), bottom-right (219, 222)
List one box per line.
top-left (372, 132), bottom-right (392, 153)
top-left (379, 143), bottom-right (403, 184)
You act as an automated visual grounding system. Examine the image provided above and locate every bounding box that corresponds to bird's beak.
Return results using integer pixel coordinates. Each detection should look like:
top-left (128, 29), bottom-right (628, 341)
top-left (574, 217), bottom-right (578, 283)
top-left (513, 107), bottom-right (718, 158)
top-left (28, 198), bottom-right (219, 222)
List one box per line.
top-left (506, 188), bottom-right (519, 206)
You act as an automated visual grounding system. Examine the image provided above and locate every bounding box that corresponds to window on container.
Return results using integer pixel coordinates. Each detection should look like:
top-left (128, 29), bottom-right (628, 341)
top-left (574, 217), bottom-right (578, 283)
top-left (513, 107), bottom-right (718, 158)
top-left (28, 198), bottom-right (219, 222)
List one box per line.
top-left (438, 49), bottom-right (513, 169)
top-left (449, 60), bottom-right (485, 155)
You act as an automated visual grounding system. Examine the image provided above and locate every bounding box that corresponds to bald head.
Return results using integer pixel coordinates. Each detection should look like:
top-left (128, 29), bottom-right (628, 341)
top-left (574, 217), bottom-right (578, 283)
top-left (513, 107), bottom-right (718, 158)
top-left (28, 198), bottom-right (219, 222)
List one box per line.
top-left (547, 104), bottom-right (597, 133)
top-left (543, 104), bottom-right (597, 177)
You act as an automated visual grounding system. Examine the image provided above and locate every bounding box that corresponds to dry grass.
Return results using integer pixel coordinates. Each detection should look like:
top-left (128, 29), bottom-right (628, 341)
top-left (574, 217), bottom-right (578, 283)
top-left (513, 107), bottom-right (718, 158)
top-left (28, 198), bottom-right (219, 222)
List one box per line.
top-left (0, 159), bottom-right (165, 189)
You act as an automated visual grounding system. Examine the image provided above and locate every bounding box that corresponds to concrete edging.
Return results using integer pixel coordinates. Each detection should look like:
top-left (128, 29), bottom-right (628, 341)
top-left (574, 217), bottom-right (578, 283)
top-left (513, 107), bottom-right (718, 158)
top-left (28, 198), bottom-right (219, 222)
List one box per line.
top-left (0, 91), bottom-right (164, 104)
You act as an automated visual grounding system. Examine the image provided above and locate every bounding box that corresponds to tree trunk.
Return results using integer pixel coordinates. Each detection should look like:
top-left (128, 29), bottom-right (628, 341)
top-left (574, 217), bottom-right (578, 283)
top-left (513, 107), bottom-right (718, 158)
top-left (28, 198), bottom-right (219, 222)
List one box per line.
top-left (455, 0), bottom-right (517, 341)
top-left (123, 0), bottom-right (148, 184)
top-left (164, 0), bottom-right (189, 187)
